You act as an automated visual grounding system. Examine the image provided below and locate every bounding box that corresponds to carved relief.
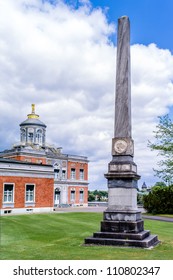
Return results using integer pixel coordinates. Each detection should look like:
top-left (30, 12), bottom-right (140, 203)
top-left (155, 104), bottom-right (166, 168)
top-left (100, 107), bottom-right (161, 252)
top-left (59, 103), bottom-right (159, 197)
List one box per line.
top-left (114, 139), bottom-right (128, 153)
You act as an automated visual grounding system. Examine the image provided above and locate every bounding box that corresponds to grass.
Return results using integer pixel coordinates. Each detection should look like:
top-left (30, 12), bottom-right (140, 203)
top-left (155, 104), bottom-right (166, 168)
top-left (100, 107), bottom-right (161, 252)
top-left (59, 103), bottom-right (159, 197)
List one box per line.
top-left (143, 213), bottom-right (173, 218)
top-left (0, 212), bottom-right (173, 260)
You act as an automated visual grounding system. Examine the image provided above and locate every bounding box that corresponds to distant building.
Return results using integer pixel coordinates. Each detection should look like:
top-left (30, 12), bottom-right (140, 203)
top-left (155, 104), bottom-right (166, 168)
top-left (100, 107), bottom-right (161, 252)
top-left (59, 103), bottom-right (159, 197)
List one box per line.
top-left (0, 104), bottom-right (89, 214)
top-left (141, 182), bottom-right (151, 192)
top-left (141, 182), bottom-right (147, 191)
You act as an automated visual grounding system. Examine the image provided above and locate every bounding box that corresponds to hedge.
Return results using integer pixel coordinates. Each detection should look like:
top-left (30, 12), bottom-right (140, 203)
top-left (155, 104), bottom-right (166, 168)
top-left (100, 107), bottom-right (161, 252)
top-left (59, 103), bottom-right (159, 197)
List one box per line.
top-left (143, 185), bottom-right (173, 214)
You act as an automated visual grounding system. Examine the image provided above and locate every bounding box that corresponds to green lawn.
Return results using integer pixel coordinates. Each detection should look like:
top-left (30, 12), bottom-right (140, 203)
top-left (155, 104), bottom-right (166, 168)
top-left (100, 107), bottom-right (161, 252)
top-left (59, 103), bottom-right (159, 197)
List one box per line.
top-left (0, 212), bottom-right (173, 260)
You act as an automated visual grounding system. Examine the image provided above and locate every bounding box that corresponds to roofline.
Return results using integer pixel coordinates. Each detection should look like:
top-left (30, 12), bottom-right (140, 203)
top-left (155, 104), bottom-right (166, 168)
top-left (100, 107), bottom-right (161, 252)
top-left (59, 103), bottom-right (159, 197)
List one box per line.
top-left (0, 158), bottom-right (52, 167)
top-left (20, 122), bottom-right (46, 128)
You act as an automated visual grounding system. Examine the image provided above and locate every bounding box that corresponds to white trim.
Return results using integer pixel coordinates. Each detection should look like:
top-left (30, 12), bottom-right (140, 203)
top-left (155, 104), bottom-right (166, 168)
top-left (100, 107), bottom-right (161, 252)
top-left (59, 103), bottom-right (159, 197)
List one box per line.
top-left (70, 168), bottom-right (76, 180)
top-left (0, 207), bottom-right (54, 215)
top-left (25, 183), bottom-right (35, 203)
top-left (0, 171), bottom-right (54, 178)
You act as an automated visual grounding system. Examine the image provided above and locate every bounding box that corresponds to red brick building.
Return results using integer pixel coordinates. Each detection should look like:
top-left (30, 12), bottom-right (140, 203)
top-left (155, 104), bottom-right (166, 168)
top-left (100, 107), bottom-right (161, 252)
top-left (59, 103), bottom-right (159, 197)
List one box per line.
top-left (0, 158), bottom-right (54, 214)
top-left (0, 105), bottom-right (89, 214)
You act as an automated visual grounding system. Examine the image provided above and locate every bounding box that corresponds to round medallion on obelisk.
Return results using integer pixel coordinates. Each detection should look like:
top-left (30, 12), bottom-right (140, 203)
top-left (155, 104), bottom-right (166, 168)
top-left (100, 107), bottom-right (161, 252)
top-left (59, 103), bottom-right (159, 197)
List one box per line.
top-left (114, 139), bottom-right (128, 154)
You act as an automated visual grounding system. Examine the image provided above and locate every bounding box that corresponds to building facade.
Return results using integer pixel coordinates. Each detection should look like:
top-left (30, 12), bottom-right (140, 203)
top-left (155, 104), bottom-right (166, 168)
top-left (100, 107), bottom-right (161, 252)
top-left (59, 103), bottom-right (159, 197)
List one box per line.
top-left (0, 158), bottom-right (54, 214)
top-left (0, 104), bottom-right (89, 214)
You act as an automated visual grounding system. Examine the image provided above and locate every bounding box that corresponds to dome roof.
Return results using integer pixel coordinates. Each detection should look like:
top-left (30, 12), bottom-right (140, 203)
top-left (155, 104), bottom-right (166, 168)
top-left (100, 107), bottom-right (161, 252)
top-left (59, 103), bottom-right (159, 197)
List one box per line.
top-left (20, 104), bottom-right (46, 128)
top-left (20, 118), bottom-right (46, 127)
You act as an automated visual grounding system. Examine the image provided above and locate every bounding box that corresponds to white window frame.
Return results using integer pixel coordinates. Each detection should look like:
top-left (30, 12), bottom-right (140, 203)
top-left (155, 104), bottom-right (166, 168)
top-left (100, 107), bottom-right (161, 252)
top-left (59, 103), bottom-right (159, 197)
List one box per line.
top-left (36, 129), bottom-right (43, 144)
top-left (62, 170), bottom-right (66, 179)
top-left (21, 128), bottom-right (26, 142)
top-left (79, 189), bottom-right (84, 202)
top-left (70, 189), bottom-right (75, 201)
top-left (79, 169), bottom-right (84, 180)
top-left (71, 168), bottom-right (76, 180)
top-left (54, 169), bottom-right (60, 179)
top-left (3, 183), bottom-right (14, 203)
top-left (25, 184), bottom-right (35, 202)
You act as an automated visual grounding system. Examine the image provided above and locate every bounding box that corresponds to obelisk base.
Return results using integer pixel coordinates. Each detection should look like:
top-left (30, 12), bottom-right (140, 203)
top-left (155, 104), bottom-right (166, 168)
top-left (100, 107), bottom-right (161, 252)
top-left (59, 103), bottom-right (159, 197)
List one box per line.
top-left (101, 210), bottom-right (143, 232)
top-left (84, 210), bottom-right (160, 248)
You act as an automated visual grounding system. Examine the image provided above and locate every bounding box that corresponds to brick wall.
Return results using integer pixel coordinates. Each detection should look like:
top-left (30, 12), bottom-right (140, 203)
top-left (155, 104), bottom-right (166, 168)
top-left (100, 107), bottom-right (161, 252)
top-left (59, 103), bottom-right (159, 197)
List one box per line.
top-left (0, 176), bottom-right (54, 209)
top-left (67, 161), bottom-right (88, 180)
top-left (68, 186), bottom-right (88, 205)
top-left (6, 155), bottom-right (47, 164)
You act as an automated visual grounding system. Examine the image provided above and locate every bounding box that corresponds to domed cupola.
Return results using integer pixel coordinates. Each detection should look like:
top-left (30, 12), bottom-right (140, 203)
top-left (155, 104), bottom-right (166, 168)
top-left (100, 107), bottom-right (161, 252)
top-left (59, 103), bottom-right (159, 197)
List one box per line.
top-left (20, 104), bottom-right (46, 147)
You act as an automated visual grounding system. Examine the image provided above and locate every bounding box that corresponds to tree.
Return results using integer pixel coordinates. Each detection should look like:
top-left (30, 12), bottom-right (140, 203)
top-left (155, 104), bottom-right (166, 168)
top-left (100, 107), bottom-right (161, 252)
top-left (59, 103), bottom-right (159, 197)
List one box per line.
top-left (88, 192), bottom-right (95, 201)
top-left (137, 192), bottom-right (144, 205)
top-left (154, 181), bottom-right (167, 187)
top-left (88, 190), bottom-right (108, 201)
top-left (143, 185), bottom-right (173, 214)
top-left (148, 114), bottom-right (173, 184)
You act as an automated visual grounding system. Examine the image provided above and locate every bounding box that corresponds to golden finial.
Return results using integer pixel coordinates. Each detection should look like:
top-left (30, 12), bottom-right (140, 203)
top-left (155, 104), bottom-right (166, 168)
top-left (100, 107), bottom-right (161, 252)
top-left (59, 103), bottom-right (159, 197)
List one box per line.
top-left (31, 104), bottom-right (35, 114)
top-left (27, 104), bottom-right (39, 119)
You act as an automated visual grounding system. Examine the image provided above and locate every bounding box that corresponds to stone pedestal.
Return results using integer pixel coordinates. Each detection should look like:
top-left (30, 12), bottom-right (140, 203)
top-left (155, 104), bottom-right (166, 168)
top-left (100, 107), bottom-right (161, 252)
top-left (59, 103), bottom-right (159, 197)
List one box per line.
top-left (85, 209), bottom-right (159, 248)
top-left (84, 149), bottom-right (160, 248)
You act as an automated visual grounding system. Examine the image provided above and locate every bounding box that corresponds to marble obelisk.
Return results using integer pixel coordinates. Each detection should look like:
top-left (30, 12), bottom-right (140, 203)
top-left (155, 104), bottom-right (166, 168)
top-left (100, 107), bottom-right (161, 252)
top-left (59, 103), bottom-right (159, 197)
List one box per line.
top-left (105, 16), bottom-right (139, 214)
top-left (85, 16), bottom-right (159, 247)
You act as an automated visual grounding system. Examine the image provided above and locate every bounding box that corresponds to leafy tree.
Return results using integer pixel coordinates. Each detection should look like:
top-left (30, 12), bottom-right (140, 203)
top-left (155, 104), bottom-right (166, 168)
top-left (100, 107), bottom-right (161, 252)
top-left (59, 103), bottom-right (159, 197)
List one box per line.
top-left (143, 185), bottom-right (173, 214)
top-left (88, 191), bottom-right (96, 201)
top-left (88, 190), bottom-right (108, 201)
top-left (154, 181), bottom-right (167, 187)
top-left (137, 192), bottom-right (144, 205)
top-left (148, 114), bottom-right (173, 184)
top-left (88, 192), bottom-right (95, 201)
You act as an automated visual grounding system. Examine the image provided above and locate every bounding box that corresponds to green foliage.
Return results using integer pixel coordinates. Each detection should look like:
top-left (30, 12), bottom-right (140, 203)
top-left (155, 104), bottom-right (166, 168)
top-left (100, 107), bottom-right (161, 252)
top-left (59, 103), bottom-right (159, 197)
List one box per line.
top-left (154, 181), bottom-right (167, 187)
top-left (143, 185), bottom-right (173, 214)
top-left (88, 190), bottom-right (108, 201)
top-left (88, 192), bottom-right (95, 201)
top-left (148, 114), bottom-right (173, 184)
top-left (137, 192), bottom-right (144, 205)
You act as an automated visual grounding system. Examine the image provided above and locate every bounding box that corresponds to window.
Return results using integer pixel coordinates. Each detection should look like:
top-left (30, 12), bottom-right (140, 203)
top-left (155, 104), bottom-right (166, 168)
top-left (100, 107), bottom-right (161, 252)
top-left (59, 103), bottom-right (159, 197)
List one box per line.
top-left (26, 184), bottom-right (35, 202)
top-left (36, 129), bottom-right (43, 144)
top-left (70, 190), bottom-right (75, 201)
top-left (71, 168), bottom-right (76, 179)
top-left (4, 184), bottom-right (14, 202)
top-left (54, 163), bottom-right (60, 179)
top-left (54, 169), bottom-right (60, 179)
top-left (62, 170), bottom-right (66, 179)
top-left (79, 189), bottom-right (84, 201)
top-left (28, 132), bottom-right (34, 143)
top-left (21, 129), bottom-right (26, 142)
top-left (79, 169), bottom-right (84, 180)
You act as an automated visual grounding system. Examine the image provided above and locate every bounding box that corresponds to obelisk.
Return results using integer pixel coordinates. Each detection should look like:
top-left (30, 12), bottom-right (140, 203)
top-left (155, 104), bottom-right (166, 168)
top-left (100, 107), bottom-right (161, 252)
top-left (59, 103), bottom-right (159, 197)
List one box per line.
top-left (105, 16), bottom-right (139, 214)
top-left (102, 15), bottom-right (142, 231)
top-left (85, 16), bottom-right (159, 247)
top-left (114, 16), bottom-right (131, 139)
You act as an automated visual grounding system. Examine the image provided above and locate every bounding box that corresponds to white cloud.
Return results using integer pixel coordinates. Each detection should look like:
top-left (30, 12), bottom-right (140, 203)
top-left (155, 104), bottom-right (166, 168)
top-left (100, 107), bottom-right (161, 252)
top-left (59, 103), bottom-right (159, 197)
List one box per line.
top-left (0, 0), bottom-right (173, 189)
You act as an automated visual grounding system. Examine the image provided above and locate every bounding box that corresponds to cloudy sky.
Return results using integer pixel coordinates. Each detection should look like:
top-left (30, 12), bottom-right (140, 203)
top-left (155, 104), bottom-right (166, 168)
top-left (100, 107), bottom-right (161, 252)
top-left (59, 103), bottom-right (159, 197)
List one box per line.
top-left (1, 0), bottom-right (173, 189)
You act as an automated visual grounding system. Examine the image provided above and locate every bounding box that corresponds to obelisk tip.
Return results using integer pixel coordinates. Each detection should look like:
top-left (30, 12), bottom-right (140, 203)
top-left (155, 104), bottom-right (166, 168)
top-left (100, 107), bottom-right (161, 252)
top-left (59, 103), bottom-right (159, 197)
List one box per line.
top-left (120, 15), bottom-right (129, 19)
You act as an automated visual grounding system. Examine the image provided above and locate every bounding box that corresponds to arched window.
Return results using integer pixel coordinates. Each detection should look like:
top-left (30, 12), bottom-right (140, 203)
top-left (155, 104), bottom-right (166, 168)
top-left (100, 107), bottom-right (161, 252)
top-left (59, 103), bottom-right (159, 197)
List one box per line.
top-left (36, 129), bottom-right (43, 144)
top-left (28, 132), bottom-right (34, 143)
top-left (54, 162), bottom-right (60, 179)
top-left (28, 128), bottom-right (34, 144)
top-left (21, 129), bottom-right (26, 142)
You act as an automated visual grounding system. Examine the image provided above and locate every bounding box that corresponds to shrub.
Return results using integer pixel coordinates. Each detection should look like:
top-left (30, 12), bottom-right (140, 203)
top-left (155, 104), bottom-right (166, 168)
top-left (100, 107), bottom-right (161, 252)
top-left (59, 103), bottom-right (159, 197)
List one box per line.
top-left (143, 185), bottom-right (173, 214)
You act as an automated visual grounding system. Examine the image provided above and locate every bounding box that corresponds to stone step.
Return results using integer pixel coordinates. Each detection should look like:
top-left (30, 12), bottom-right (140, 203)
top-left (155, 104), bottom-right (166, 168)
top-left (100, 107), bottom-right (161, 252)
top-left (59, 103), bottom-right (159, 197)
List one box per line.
top-left (85, 234), bottom-right (160, 248)
top-left (93, 230), bottom-right (150, 240)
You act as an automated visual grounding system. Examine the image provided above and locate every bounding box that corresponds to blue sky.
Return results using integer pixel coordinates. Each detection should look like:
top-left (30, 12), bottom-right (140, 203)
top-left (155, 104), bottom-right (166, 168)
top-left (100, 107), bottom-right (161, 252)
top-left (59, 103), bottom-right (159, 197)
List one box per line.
top-left (1, 0), bottom-right (173, 189)
top-left (61, 0), bottom-right (173, 50)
